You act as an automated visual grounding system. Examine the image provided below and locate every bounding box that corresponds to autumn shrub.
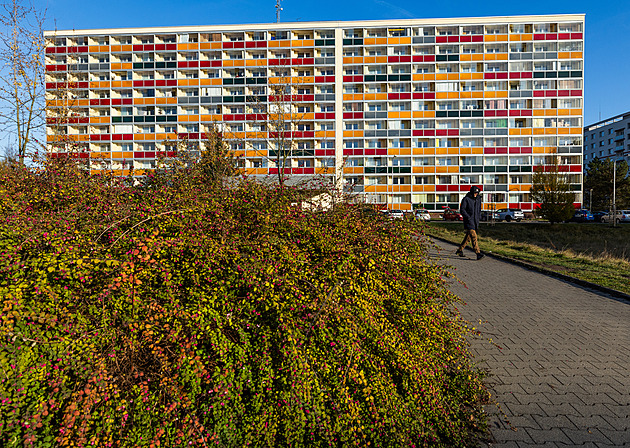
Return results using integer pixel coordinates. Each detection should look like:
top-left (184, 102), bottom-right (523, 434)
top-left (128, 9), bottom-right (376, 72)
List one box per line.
top-left (0, 159), bottom-right (488, 447)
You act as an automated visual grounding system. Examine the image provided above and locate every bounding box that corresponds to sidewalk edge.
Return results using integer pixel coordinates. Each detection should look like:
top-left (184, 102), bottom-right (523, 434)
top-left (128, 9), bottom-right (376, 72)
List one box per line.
top-left (430, 235), bottom-right (630, 304)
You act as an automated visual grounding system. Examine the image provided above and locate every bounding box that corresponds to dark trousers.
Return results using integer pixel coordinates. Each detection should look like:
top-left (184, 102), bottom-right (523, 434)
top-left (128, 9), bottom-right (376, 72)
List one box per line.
top-left (459, 229), bottom-right (480, 254)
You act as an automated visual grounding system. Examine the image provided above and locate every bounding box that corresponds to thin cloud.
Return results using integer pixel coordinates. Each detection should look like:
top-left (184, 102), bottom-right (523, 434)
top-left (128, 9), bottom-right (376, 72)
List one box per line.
top-left (374, 0), bottom-right (416, 18)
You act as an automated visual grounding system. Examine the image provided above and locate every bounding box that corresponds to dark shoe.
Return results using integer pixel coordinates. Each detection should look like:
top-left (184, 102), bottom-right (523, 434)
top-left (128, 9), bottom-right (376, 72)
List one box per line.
top-left (476, 253), bottom-right (485, 260)
top-left (455, 249), bottom-right (465, 257)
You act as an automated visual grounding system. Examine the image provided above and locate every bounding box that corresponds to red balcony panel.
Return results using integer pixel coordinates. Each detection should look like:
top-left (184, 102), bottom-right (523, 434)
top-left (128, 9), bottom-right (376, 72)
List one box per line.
top-left (460, 36), bottom-right (471, 42)
top-left (352, 112), bottom-right (362, 119)
top-left (447, 129), bottom-right (459, 136)
top-left (570, 90), bottom-right (582, 96)
top-left (484, 110), bottom-right (496, 117)
top-left (111, 99), bottom-right (122, 106)
top-left (315, 149), bottom-right (326, 156)
top-left (326, 149), bottom-right (335, 156)
top-left (325, 76), bottom-right (335, 83)
top-left (304, 168), bottom-right (315, 175)
top-left (166, 44), bottom-right (177, 50)
top-left (447, 36), bottom-right (460, 43)
top-left (424, 55), bottom-right (435, 62)
top-left (570, 33), bottom-right (583, 40)
top-left (376, 149), bottom-right (387, 155)
top-left (233, 42), bottom-right (245, 49)
top-left (256, 113), bottom-right (267, 121)
top-left (496, 110), bottom-right (508, 117)
top-left (425, 92), bottom-right (435, 99)
top-left (123, 99), bottom-right (133, 105)
top-left (496, 147), bottom-right (508, 154)
top-left (143, 44), bottom-right (154, 51)
top-left (365, 149), bottom-right (375, 155)
top-left (520, 109), bottom-right (532, 116)
top-left (99, 99), bottom-right (110, 106)
top-left (90, 99), bottom-right (99, 106)
top-left (223, 42), bottom-right (234, 49)
top-left (315, 76), bottom-right (325, 83)
top-left (413, 130), bottom-right (423, 136)
top-left (303, 58), bottom-right (314, 65)
top-left (79, 117), bottom-right (89, 124)
top-left (188, 61), bottom-right (199, 68)
top-left (90, 135), bottom-right (100, 141)
top-left (315, 113), bottom-right (326, 119)
top-left (413, 55), bottom-right (424, 62)
top-left (413, 93), bottom-right (424, 99)
top-left (400, 56), bottom-right (411, 63)
top-left (210, 60), bottom-right (222, 67)
top-left (484, 73), bottom-right (496, 79)
top-left (293, 168), bottom-right (304, 175)
top-left (509, 110), bottom-right (520, 117)
top-left (400, 92), bottom-right (411, 99)
top-left (436, 129), bottom-right (447, 136)
top-left (133, 45), bottom-right (143, 51)
top-left (223, 114), bottom-right (234, 121)
top-left (304, 131), bottom-right (315, 138)
top-left (521, 72), bottom-right (533, 78)
top-left (156, 80), bottom-right (166, 86)
top-left (155, 44), bottom-right (166, 51)
top-left (78, 82), bottom-right (89, 88)
top-left (558, 33), bottom-right (571, 40)
top-left (569, 165), bottom-right (582, 172)
top-left (78, 46), bottom-right (88, 53)
top-left (111, 134), bottom-right (122, 140)
top-left (424, 129), bottom-right (435, 136)
top-left (66, 47), bottom-right (77, 54)
top-left (325, 113), bottom-right (335, 120)
top-left (388, 56), bottom-right (400, 63)
top-left (56, 47), bottom-right (67, 53)
top-left (145, 152), bottom-right (155, 158)
top-left (472, 35), bottom-right (484, 42)
top-left (509, 147), bottom-right (521, 154)
top-left (46, 64), bottom-right (56, 72)
top-left (133, 80), bottom-right (143, 87)
top-left (483, 148), bottom-right (496, 154)
top-left (293, 131), bottom-right (304, 138)
top-left (436, 36), bottom-right (448, 43)
top-left (388, 93), bottom-right (400, 100)
top-left (235, 112), bottom-right (246, 121)
top-left (245, 42), bottom-right (256, 48)
top-left (343, 76), bottom-right (353, 82)
top-left (545, 90), bottom-right (557, 97)
top-left (343, 149), bottom-right (353, 156)
top-left (101, 135), bottom-right (111, 141)
top-left (178, 61), bottom-right (188, 68)
top-left (509, 72), bottom-right (520, 79)
top-left (496, 73), bottom-right (508, 79)
top-left (533, 90), bottom-right (544, 97)
top-left (46, 82), bottom-right (56, 89)
top-left (545, 33), bottom-right (557, 40)
top-left (134, 152), bottom-right (145, 158)
top-left (166, 80), bottom-right (177, 86)
top-left (291, 58), bottom-right (302, 65)
top-left (268, 168), bottom-right (278, 175)
top-left (343, 112), bottom-right (353, 119)
top-left (79, 152), bottom-right (89, 159)
top-left (199, 61), bottom-right (211, 68)
top-left (533, 34), bottom-right (545, 41)
top-left (521, 147), bottom-right (532, 153)
top-left (256, 41), bottom-right (267, 48)
top-left (436, 185), bottom-right (447, 191)
top-left (447, 185), bottom-right (459, 192)
top-left (45, 47), bottom-right (56, 54)
top-left (123, 134), bottom-right (133, 140)
top-left (352, 75), bottom-right (363, 82)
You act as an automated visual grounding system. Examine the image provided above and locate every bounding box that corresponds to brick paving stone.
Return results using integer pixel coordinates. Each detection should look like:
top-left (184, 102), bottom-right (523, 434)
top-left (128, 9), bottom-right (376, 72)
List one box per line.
top-left (429, 239), bottom-right (630, 448)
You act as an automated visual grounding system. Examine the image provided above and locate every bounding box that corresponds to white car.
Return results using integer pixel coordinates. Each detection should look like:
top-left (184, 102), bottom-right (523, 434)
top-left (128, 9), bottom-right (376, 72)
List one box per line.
top-left (388, 210), bottom-right (405, 220)
top-left (414, 208), bottom-right (431, 221)
top-left (620, 210), bottom-right (630, 223)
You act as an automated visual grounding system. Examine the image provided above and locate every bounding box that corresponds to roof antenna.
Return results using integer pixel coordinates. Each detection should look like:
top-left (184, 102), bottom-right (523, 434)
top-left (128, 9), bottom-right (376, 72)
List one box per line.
top-left (275, 0), bottom-right (282, 23)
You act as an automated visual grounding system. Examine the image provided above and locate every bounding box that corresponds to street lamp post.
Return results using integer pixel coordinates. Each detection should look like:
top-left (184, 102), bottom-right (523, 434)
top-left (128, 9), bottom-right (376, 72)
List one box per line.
top-left (612, 159), bottom-right (617, 228)
top-left (589, 188), bottom-right (593, 212)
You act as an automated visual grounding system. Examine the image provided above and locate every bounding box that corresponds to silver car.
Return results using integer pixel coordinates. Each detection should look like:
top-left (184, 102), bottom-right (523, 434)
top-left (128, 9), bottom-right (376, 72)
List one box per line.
top-left (493, 208), bottom-right (524, 222)
top-left (414, 208), bottom-right (431, 221)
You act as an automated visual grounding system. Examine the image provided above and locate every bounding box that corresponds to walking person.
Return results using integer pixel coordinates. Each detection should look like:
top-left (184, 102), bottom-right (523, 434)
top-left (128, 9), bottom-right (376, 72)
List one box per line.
top-left (456, 186), bottom-right (485, 260)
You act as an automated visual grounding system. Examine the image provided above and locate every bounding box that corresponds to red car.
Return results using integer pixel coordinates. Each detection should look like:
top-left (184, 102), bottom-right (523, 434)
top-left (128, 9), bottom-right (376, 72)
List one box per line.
top-left (442, 208), bottom-right (463, 221)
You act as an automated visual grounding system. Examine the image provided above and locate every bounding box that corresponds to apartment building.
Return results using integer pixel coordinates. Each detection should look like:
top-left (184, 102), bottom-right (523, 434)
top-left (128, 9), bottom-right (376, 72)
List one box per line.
top-left (584, 111), bottom-right (630, 168)
top-left (44, 14), bottom-right (585, 211)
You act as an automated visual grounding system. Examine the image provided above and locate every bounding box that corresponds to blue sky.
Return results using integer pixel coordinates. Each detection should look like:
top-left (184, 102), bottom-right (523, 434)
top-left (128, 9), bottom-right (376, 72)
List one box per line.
top-left (38, 0), bottom-right (630, 126)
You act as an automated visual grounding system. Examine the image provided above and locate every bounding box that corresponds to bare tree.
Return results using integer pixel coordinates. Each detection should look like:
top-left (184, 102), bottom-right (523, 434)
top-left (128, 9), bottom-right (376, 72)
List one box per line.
top-left (0, 0), bottom-right (46, 165)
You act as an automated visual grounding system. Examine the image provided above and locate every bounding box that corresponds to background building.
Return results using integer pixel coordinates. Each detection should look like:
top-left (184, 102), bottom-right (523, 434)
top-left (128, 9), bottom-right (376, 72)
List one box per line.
top-left (583, 111), bottom-right (630, 168)
top-left (44, 14), bottom-right (585, 210)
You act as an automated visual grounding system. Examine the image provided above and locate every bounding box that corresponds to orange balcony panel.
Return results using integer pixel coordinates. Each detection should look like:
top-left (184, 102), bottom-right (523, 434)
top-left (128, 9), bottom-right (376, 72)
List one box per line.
top-left (435, 148), bottom-right (448, 155)
top-left (484, 35), bottom-right (496, 42)
top-left (121, 45), bottom-right (132, 52)
top-left (279, 41), bottom-right (290, 47)
top-left (557, 108), bottom-right (570, 116)
top-left (364, 38), bottom-right (376, 45)
top-left (411, 74), bottom-right (424, 81)
top-left (111, 152), bottom-right (123, 159)
top-left (558, 52), bottom-right (571, 59)
top-left (557, 128), bottom-right (570, 134)
top-left (199, 43), bottom-right (212, 50)
top-left (424, 74), bottom-right (436, 81)
top-left (570, 109), bottom-right (582, 116)
top-left (569, 127), bottom-right (582, 134)
top-left (375, 56), bottom-right (388, 63)
top-left (470, 92), bottom-right (483, 98)
top-left (110, 45), bottom-right (122, 52)
top-left (509, 34), bottom-right (520, 41)
top-left (343, 130), bottom-right (354, 137)
top-left (447, 148), bottom-right (459, 155)
top-left (533, 128), bottom-right (544, 134)
top-left (471, 73), bottom-right (484, 80)
top-left (472, 54), bottom-right (484, 61)
top-left (387, 37), bottom-right (400, 45)
top-left (521, 34), bottom-right (533, 41)
top-left (458, 73), bottom-right (471, 80)
top-left (121, 81), bottom-right (132, 87)
top-left (545, 128), bottom-right (557, 135)
top-left (497, 35), bottom-right (508, 41)
top-left (485, 54), bottom-right (497, 61)
top-left (399, 148), bottom-right (411, 155)
top-left (303, 39), bottom-right (315, 47)
top-left (436, 166), bottom-right (448, 173)
top-left (223, 60), bottom-right (234, 67)
top-left (267, 41), bottom-right (280, 48)
top-left (290, 40), bottom-right (302, 47)
top-left (497, 54), bottom-right (508, 60)
top-left (447, 92), bottom-right (459, 98)
top-left (460, 54), bottom-right (472, 61)
top-left (89, 82), bottom-right (99, 88)
top-left (423, 166), bottom-right (436, 172)
top-left (460, 147), bottom-right (472, 154)
top-left (495, 91), bottom-right (508, 98)
top-left (435, 74), bottom-right (448, 80)
top-left (353, 130), bottom-right (364, 137)
top-left (399, 37), bottom-right (411, 45)
top-left (111, 81), bottom-right (123, 88)
top-left (388, 149), bottom-right (400, 156)
top-left (399, 111), bottom-right (412, 119)
top-left (352, 57), bottom-right (363, 64)
top-left (375, 38), bottom-right (387, 45)
top-left (423, 111), bottom-right (435, 118)
top-left (521, 128), bottom-right (532, 135)
top-left (412, 166), bottom-right (423, 173)
top-left (88, 46), bottom-right (100, 52)
top-left (375, 186), bottom-right (388, 193)
top-left (412, 111), bottom-right (424, 118)
top-left (471, 147), bottom-right (483, 154)
top-left (153, 133), bottom-right (166, 141)
top-left (110, 63), bottom-right (122, 70)
top-left (509, 129), bottom-right (520, 135)
top-left (460, 92), bottom-right (472, 99)
top-left (571, 51), bottom-right (583, 59)
top-left (155, 98), bottom-right (168, 104)
top-left (532, 109), bottom-right (544, 116)
top-left (122, 151), bottom-right (133, 158)
top-left (388, 112), bottom-right (400, 119)
top-left (121, 63), bottom-right (132, 70)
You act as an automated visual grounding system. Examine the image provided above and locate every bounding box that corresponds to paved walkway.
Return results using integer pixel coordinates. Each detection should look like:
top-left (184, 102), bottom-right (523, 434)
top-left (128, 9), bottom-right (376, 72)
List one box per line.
top-left (430, 239), bottom-right (630, 447)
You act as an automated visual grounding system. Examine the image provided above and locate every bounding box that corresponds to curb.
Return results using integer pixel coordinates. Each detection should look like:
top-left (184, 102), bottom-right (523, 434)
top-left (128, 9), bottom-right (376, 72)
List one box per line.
top-left (430, 235), bottom-right (630, 304)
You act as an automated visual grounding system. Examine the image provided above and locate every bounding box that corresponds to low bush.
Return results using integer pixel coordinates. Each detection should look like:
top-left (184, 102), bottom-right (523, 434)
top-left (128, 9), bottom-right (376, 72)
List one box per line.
top-left (0, 159), bottom-right (488, 447)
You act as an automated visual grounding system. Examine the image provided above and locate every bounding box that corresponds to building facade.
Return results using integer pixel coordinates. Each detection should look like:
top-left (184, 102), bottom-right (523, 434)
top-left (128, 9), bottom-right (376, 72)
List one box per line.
top-left (44, 14), bottom-right (585, 211)
top-left (584, 111), bottom-right (630, 168)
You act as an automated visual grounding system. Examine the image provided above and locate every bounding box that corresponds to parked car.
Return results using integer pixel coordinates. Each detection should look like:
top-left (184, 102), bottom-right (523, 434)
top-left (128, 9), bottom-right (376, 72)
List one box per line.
top-left (442, 208), bottom-right (463, 221)
top-left (480, 210), bottom-right (494, 221)
top-left (493, 208), bottom-right (524, 222)
top-left (600, 211), bottom-right (621, 225)
top-left (592, 211), bottom-right (608, 223)
top-left (569, 209), bottom-right (594, 223)
top-left (414, 208), bottom-right (431, 221)
top-left (620, 210), bottom-right (630, 223)
top-left (388, 209), bottom-right (404, 220)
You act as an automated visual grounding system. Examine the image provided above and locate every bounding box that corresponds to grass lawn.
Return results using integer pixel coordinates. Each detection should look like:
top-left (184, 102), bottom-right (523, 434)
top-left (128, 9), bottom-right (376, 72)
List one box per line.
top-left (423, 221), bottom-right (630, 295)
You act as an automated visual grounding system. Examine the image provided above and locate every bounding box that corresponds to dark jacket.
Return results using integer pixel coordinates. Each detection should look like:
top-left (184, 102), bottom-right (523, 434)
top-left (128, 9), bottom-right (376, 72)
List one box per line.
top-left (460, 191), bottom-right (482, 230)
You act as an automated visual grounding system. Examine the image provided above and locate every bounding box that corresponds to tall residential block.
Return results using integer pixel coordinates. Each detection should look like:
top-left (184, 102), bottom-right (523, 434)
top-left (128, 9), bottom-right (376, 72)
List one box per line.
top-left (44, 14), bottom-right (585, 210)
top-left (584, 111), bottom-right (630, 168)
